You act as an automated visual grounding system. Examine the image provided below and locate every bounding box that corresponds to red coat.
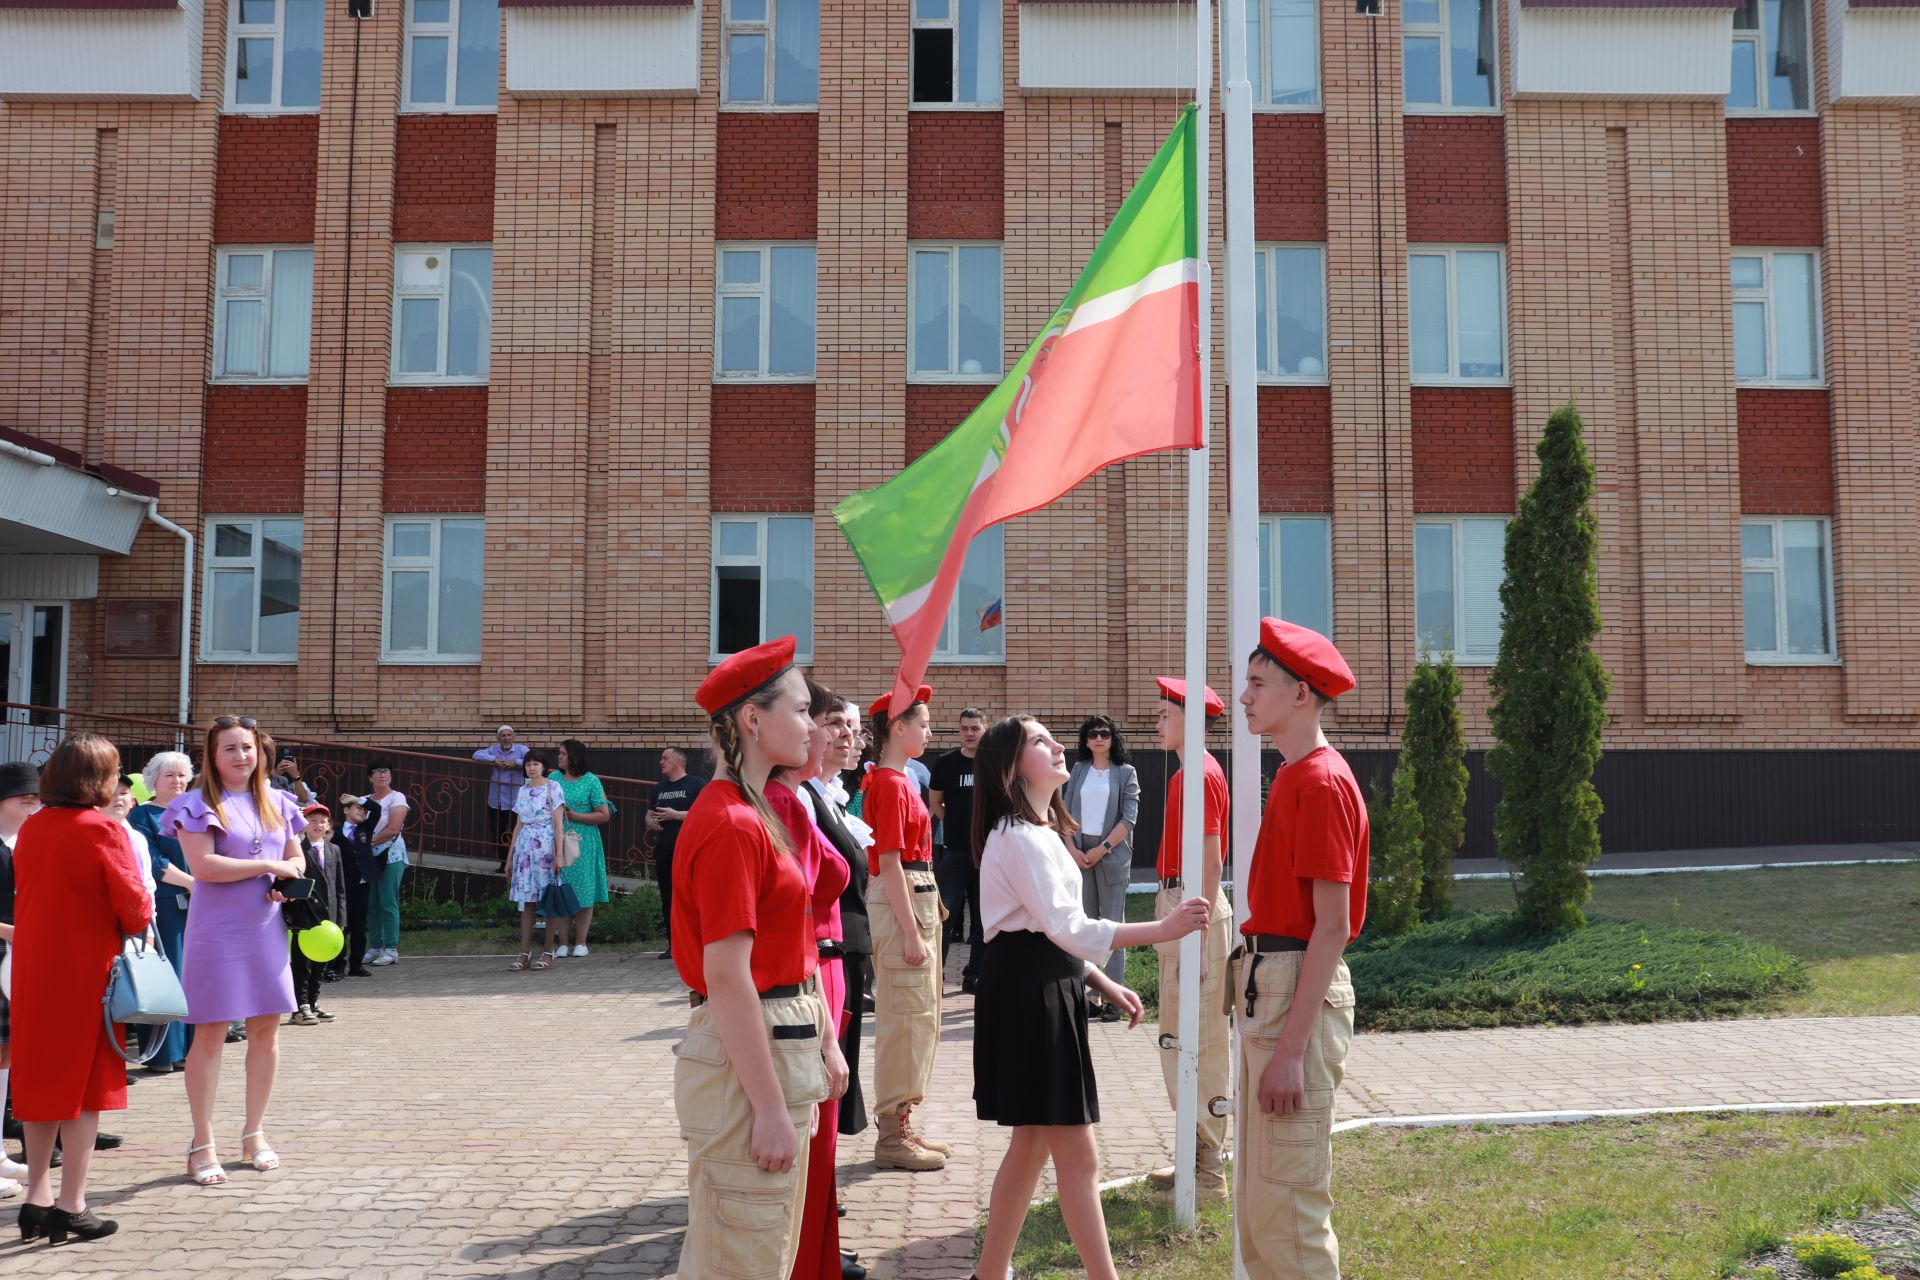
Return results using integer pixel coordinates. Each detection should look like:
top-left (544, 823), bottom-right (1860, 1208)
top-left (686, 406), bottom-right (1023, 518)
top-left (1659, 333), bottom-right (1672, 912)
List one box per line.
top-left (11, 806), bottom-right (154, 1121)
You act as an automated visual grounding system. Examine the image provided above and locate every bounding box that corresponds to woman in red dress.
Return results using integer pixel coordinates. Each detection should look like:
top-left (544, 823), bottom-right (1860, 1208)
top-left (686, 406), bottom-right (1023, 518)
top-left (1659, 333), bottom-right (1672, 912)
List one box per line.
top-left (766, 679), bottom-right (855, 1280)
top-left (12, 733), bottom-right (154, 1246)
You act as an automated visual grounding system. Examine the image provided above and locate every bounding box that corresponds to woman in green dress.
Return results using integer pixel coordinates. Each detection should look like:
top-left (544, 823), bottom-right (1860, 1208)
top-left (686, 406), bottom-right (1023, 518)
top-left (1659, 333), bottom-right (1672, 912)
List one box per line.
top-left (550, 739), bottom-right (612, 956)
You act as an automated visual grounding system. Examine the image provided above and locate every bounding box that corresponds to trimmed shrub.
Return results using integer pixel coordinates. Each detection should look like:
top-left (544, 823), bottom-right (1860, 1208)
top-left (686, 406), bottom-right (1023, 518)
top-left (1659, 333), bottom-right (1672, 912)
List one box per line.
top-left (1367, 763), bottom-right (1425, 937)
top-left (1403, 654), bottom-right (1468, 920)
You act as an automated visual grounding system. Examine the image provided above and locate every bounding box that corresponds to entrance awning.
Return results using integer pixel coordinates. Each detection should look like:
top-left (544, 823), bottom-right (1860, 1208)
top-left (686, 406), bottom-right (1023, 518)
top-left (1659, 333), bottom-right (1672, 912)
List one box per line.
top-left (0, 425), bottom-right (158, 556)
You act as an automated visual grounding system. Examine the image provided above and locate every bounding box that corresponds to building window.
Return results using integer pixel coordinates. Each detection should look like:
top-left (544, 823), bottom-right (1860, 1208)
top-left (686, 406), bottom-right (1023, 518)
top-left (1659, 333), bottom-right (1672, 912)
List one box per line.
top-left (934, 524), bottom-right (1005, 663)
top-left (213, 248), bottom-right (313, 383)
top-left (391, 247), bottom-right (492, 384)
top-left (1743, 517), bottom-right (1833, 663)
top-left (1404, 0), bottom-right (1497, 111)
top-left (715, 244), bottom-right (817, 380)
top-left (1409, 247), bottom-right (1506, 384)
top-left (1258, 516), bottom-right (1333, 638)
top-left (227, 0), bottom-right (323, 112)
top-left (911, 0), bottom-right (1000, 107)
top-left (712, 515), bottom-right (815, 660)
top-left (1732, 251), bottom-right (1822, 384)
top-left (1246, 0), bottom-right (1319, 108)
top-left (1728, 0), bottom-right (1810, 112)
top-left (203, 517), bottom-right (302, 661)
top-left (722, 0), bottom-right (819, 106)
top-left (1414, 517), bottom-right (1507, 665)
top-left (403, 0), bottom-right (499, 111)
top-left (383, 517), bottom-right (484, 663)
top-left (910, 244), bottom-right (1002, 382)
top-left (1254, 245), bottom-right (1327, 382)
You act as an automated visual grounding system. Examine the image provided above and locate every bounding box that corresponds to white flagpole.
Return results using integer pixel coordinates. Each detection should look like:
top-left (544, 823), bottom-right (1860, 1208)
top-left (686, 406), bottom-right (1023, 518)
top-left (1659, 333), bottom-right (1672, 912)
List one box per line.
top-left (1220, 0), bottom-right (1260, 1274)
top-left (1174, 0), bottom-right (1215, 1234)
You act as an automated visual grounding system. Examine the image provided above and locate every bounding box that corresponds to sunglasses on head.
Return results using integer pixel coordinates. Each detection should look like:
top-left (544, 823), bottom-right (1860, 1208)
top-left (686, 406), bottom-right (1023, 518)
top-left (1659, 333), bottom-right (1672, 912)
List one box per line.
top-left (212, 715), bottom-right (258, 730)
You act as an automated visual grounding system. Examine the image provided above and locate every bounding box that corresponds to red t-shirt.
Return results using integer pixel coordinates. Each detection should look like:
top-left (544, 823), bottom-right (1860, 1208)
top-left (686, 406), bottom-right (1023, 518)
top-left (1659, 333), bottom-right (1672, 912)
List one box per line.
top-left (1157, 750), bottom-right (1230, 881)
top-left (670, 780), bottom-right (818, 996)
top-left (1243, 746), bottom-right (1370, 943)
top-left (860, 766), bottom-right (933, 877)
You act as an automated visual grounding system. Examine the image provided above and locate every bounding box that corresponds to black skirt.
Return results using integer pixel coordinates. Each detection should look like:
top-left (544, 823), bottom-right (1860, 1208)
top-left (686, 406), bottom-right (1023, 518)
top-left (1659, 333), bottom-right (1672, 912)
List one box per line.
top-left (973, 929), bottom-right (1099, 1127)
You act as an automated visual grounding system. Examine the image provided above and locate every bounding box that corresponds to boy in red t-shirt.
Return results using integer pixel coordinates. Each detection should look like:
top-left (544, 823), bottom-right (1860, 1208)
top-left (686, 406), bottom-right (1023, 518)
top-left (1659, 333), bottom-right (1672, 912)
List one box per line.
top-left (1146, 676), bottom-right (1233, 1202)
top-left (1233, 618), bottom-right (1369, 1280)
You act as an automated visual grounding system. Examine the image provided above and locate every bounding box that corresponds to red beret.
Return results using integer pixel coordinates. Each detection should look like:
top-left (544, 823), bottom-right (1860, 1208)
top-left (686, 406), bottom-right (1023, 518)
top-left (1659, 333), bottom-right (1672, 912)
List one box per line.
top-left (696, 635), bottom-right (798, 715)
top-left (1257, 618), bottom-right (1355, 698)
top-left (1155, 676), bottom-right (1225, 718)
top-left (868, 684), bottom-right (933, 721)
top-left (301, 803), bottom-right (331, 818)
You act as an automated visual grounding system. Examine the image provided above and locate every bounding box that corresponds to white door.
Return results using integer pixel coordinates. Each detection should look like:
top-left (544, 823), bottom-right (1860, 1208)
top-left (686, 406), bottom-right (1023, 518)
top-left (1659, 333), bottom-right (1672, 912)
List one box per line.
top-left (1, 602), bottom-right (67, 763)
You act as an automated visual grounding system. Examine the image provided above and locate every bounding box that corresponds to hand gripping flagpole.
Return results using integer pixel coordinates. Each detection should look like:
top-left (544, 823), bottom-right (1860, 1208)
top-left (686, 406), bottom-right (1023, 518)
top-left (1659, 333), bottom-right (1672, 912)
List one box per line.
top-left (1174, 0), bottom-right (1215, 1234)
top-left (1219, 0), bottom-right (1261, 1270)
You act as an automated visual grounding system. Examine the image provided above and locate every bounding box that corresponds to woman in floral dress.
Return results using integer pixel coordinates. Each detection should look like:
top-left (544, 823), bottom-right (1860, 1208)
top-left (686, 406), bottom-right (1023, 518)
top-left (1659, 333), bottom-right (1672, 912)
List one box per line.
top-left (549, 739), bottom-right (613, 958)
top-left (507, 750), bottom-right (567, 972)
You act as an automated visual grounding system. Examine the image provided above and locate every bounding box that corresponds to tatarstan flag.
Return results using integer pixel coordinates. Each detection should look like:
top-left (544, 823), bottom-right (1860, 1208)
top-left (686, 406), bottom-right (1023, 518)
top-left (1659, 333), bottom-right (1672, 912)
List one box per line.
top-left (835, 104), bottom-right (1202, 708)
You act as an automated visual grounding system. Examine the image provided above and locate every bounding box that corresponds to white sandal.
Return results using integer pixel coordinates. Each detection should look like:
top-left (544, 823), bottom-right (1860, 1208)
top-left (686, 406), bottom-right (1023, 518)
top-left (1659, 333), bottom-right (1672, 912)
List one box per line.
top-left (240, 1131), bottom-right (280, 1172)
top-left (186, 1142), bottom-right (228, 1186)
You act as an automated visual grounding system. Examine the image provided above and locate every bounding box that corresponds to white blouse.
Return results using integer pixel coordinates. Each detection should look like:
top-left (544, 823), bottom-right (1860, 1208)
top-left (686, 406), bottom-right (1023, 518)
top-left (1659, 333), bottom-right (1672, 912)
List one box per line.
top-left (979, 817), bottom-right (1118, 972)
top-left (1076, 766), bottom-right (1111, 839)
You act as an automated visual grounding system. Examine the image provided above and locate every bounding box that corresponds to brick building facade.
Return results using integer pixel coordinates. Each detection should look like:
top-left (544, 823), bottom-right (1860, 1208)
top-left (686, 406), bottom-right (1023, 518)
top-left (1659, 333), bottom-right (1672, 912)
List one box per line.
top-left (1, 0), bottom-right (1916, 855)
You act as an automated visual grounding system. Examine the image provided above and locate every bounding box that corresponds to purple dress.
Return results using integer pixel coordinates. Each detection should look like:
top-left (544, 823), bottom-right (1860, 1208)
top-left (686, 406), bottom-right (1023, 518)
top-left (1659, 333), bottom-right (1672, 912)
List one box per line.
top-left (162, 789), bottom-right (308, 1024)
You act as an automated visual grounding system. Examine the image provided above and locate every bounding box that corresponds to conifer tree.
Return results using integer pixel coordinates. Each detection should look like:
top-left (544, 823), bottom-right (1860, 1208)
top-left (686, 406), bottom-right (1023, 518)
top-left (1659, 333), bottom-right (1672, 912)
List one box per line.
top-left (1403, 654), bottom-right (1468, 921)
top-left (1366, 763), bottom-right (1424, 937)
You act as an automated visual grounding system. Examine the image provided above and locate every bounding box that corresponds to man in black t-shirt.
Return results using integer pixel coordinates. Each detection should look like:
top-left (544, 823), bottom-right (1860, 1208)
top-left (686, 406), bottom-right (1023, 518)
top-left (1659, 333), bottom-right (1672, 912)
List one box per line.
top-left (928, 707), bottom-right (986, 991)
top-left (645, 747), bottom-right (705, 961)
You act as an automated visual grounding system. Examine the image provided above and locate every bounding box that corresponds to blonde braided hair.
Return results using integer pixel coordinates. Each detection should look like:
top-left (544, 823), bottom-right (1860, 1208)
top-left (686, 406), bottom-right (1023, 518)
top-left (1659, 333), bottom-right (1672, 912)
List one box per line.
top-left (711, 702), bottom-right (793, 859)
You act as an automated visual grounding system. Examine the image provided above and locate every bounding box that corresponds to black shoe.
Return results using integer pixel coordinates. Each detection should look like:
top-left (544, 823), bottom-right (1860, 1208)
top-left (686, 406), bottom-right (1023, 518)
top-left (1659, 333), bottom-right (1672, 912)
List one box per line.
top-left (17, 1202), bottom-right (53, 1242)
top-left (322, 971), bottom-right (342, 983)
top-left (348, 967), bottom-right (373, 978)
top-left (225, 1024), bottom-right (246, 1044)
top-left (960, 975), bottom-right (978, 994)
top-left (1083, 1001), bottom-right (1099, 1020)
top-left (2, 1115), bottom-right (19, 1140)
top-left (839, 1256), bottom-right (866, 1280)
top-left (44, 1206), bottom-right (118, 1244)
top-left (841, 1248), bottom-right (860, 1262)
top-left (125, 1073), bottom-right (139, 1086)
top-left (1099, 1003), bottom-right (1124, 1023)
top-left (48, 1143), bottom-right (61, 1169)
top-left (93, 1131), bottom-right (123, 1151)
top-left (657, 949), bottom-right (672, 961)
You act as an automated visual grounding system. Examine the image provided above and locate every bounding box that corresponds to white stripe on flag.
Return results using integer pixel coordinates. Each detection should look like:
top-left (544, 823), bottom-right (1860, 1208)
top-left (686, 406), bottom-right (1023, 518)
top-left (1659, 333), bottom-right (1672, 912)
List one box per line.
top-left (1061, 258), bottom-right (1201, 340)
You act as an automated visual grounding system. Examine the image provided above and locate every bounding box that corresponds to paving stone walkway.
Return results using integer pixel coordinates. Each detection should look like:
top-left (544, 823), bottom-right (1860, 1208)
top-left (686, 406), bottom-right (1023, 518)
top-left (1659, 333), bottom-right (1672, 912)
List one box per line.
top-left (7, 953), bottom-right (1917, 1279)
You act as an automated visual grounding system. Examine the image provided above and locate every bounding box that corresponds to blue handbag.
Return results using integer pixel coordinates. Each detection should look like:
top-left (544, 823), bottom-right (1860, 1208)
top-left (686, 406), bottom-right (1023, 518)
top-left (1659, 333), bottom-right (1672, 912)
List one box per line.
top-left (102, 930), bottom-right (190, 1065)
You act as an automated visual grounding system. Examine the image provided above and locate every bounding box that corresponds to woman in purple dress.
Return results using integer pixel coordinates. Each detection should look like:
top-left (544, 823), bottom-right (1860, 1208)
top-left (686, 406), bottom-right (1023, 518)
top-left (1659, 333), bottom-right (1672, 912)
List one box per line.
top-left (162, 715), bottom-right (307, 1187)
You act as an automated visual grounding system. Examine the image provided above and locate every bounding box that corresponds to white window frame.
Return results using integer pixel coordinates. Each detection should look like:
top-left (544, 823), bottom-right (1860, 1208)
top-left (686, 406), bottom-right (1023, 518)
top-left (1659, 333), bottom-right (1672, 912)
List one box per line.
top-left (389, 245), bottom-right (492, 386)
top-left (1254, 243), bottom-right (1329, 385)
top-left (931, 525), bottom-right (1005, 665)
top-left (225, 0), bottom-right (323, 115)
top-left (211, 246), bottom-right (313, 384)
top-left (1742, 516), bottom-right (1838, 665)
top-left (1414, 515), bottom-right (1508, 666)
top-left (720, 0), bottom-right (819, 110)
top-left (907, 241), bottom-right (1003, 384)
top-left (1258, 515), bottom-right (1334, 637)
top-left (401, 0), bottom-right (498, 115)
top-left (200, 516), bottom-right (303, 663)
top-left (709, 515), bottom-right (816, 664)
top-left (713, 242), bottom-right (817, 383)
top-left (1247, 0), bottom-right (1322, 112)
top-left (1731, 249), bottom-right (1824, 387)
top-left (380, 515), bottom-right (484, 665)
top-left (1727, 0), bottom-right (1815, 116)
top-left (909, 0), bottom-right (1001, 110)
top-left (1408, 245), bottom-right (1509, 386)
top-left (1402, 0), bottom-right (1501, 115)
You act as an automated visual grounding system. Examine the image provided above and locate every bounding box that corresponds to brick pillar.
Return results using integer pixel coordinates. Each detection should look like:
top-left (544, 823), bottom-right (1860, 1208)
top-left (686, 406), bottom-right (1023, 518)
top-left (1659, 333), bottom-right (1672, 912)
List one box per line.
top-left (301, 2), bottom-right (404, 726)
top-left (1324, 0), bottom-right (1411, 732)
top-left (813, 0), bottom-right (910, 701)
top-left (1625, 103), bottom-right (1743, 721)
top-left (1820, 105), bottom-right (1920, 719)
top-left (485, 101), bottom-right (594, 724)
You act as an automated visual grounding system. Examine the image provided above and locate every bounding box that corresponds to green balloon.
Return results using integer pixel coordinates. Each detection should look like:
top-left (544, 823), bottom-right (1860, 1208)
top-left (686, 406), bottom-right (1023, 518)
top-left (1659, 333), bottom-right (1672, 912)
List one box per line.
top-left (297, 920), bottom-right (345, 963)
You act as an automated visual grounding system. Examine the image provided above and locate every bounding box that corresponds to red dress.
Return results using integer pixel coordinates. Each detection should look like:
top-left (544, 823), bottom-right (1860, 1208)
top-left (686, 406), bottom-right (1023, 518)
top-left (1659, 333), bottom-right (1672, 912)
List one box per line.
top-left (767, 780), bottom-right (851, 1280)
top-left (11, 806), bottom-right (154, 1121)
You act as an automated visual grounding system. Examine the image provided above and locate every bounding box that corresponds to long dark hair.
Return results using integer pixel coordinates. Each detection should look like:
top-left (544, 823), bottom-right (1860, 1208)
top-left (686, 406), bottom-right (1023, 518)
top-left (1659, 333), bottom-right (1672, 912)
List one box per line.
top-left (559, 738), bottom-right (589, 777)
top-left (1075, 714), bottom-right (1129, 765)
top-left (971, 715), bottom-right (1078, 867)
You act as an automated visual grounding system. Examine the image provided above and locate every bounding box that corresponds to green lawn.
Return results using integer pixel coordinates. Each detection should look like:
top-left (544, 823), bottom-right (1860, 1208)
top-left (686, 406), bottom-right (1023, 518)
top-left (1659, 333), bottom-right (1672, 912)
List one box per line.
top-left (1453, 862), bottom-right (1920, 1018)
top-left (1009, 1107), bottom-right (1920, 1280)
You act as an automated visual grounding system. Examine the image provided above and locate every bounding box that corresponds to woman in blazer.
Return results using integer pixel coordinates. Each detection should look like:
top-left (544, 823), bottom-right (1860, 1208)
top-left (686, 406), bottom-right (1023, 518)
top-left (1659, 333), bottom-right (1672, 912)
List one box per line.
top-left (1060, 716), bottom-right (1140, 1021)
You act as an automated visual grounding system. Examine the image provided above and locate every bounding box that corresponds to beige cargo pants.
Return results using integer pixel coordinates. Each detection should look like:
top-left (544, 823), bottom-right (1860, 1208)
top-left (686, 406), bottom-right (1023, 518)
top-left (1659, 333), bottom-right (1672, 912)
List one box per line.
top-left (1231, 950), bottom-right (1356, 1280)
top-left (868, 866), bottom-right (943, 1115)
top-left (1153, 886), bottom-right (1234, 1152)
top-left (672, 991), bottom-right (829, 1280)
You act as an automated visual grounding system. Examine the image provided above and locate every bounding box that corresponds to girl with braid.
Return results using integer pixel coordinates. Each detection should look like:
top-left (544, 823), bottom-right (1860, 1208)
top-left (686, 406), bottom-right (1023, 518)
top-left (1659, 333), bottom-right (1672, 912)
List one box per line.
top-left (671, 637), bottom-right (850, 1280)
